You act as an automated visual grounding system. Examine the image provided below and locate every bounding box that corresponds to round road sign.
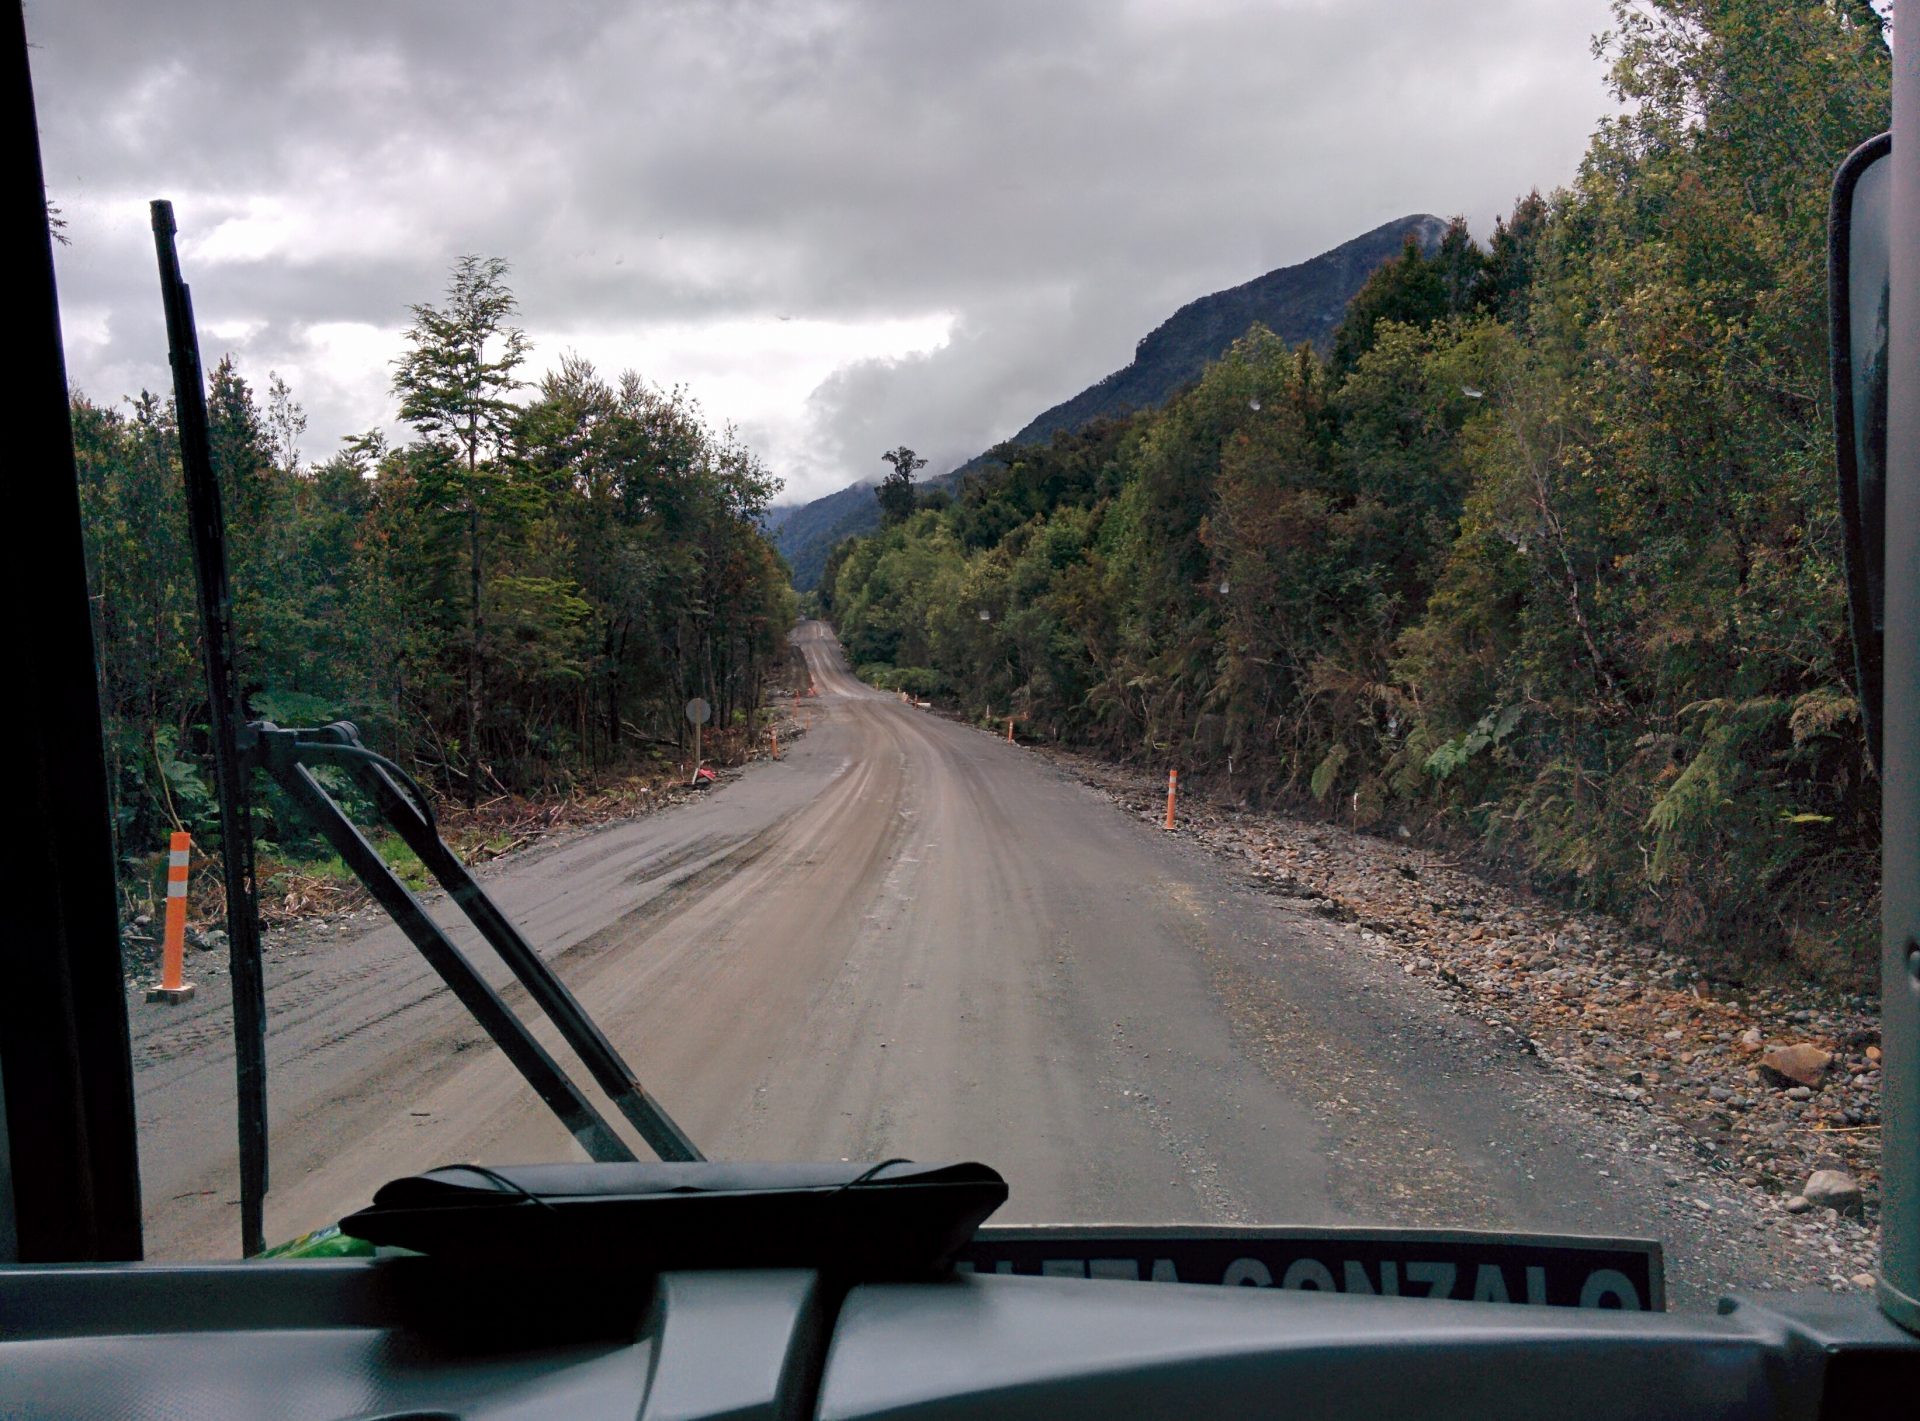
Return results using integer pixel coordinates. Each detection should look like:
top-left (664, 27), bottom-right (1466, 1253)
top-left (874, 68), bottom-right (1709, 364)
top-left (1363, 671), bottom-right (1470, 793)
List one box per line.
top-left (684, 697), bottom-right (712, 725)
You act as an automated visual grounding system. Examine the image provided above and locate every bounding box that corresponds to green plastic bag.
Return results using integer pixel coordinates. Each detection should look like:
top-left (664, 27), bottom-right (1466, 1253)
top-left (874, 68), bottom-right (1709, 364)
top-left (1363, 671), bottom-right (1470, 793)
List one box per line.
top-left (254, 1225), bottom-right (377, 1260)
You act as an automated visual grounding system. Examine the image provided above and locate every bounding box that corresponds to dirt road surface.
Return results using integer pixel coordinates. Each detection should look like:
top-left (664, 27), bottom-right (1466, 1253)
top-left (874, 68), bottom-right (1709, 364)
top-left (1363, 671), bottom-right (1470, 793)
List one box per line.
top-left (130, 623), bottom-right (1825, 1306)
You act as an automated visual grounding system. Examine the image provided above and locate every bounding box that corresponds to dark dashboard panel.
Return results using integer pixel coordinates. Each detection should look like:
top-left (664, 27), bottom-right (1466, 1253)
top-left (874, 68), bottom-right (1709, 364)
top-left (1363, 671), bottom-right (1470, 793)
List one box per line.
top-left (0, 1260), bottom-right (1914, 1420)
top-left (815, 1274), bottom-right (1915, 1421)
top-left (0, 1261), bottom-right (821, 1421)
top-left (1, 1327), bottom-right (651, 1421)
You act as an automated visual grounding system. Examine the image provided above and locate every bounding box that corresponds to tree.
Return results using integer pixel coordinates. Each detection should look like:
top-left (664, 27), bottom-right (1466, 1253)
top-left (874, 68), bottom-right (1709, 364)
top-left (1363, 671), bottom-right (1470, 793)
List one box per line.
top-left (74, 277), bottom-right (799, 914)
top-left (391, 255), bottom-right (530, 797)
top-left (263, 371), bottom-right (307, 478)
top-left (877, 445), bottom-right (926, 525)
top-left (1838, 1), bottom-right (1886, 42)
top-left (206, 356), bottom-right (270, 524)
top-left (1328, 234), bottom-right (1449, 379)
top-left (1430, 216), bottom-right (1484, 315)
top-left (1475, 191), bottom-right (1550, 324)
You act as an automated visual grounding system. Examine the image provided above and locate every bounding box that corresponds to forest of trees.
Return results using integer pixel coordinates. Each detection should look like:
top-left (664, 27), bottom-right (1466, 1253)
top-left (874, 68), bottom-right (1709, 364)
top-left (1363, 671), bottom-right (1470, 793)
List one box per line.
top-left (78, 257), bottom-right (793, 901)
top-left (821, 1), bottom-right (1891, 988)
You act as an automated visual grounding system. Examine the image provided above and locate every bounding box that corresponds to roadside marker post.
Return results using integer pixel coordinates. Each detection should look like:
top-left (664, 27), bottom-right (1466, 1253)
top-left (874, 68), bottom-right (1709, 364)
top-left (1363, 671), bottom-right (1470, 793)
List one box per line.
top-left (1007, 716), bottom-right (1015, 743)
top-left (146, 831), bottom-right (196, 1003)
top-left (771, 726), bottom-right (780, 760)
top-left (1164, 769), bottom-right (1178, 831)
top-left (685, 697), bottom-right (711, 787)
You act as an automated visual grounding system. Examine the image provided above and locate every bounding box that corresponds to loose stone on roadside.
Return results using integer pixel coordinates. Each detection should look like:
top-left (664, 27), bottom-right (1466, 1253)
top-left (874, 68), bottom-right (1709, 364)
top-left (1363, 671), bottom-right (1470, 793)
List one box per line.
top-left (1758, 1044), bottom-right (1831, 1089)
top-left (1803, 1170), bottom-right (1863, 1217)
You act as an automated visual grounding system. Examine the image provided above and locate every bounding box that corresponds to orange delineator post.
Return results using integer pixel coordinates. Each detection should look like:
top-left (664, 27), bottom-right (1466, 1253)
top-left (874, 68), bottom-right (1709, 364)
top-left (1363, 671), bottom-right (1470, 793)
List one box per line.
top-left (1007, 716), bottom-right (1015, 743)
top-left (771, 726), bottom-right (780, 759)
top-left (147, 831), bottom-right (196, 1003)
top-left (1164, 769), bottom-right (1178, 830)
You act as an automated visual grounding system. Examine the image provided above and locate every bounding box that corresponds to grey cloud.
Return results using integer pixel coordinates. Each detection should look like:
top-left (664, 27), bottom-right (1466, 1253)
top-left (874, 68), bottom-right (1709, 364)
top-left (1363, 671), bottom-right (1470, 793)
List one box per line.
top-left (27, 0), bottom-right (1616, 503)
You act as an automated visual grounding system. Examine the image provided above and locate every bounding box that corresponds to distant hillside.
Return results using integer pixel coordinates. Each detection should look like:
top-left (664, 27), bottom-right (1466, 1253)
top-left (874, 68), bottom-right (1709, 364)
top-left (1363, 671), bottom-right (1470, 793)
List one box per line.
top-left (774, 213), bottom-right (1444, 589)
top-left (764, 480), bottom-right (891, 591)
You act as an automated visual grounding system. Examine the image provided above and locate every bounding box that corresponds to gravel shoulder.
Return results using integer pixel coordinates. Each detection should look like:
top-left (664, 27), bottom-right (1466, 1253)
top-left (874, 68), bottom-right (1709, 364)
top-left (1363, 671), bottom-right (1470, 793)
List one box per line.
top-left (1028, 743), bottom-right (1883, 1299)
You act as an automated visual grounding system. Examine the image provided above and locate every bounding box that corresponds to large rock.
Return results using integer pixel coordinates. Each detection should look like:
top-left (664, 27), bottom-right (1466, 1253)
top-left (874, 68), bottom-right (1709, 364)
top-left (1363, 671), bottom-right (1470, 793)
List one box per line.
top-left (1803, 1169), bottom-right (1863, 1216)
top-left (1758, 1043), bottom-right (1831, 1089)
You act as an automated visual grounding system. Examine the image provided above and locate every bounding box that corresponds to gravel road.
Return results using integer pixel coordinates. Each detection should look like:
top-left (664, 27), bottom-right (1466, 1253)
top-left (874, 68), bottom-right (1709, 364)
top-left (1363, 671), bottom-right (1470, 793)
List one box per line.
top-left (129, 622), bottom-right (1856, 1306)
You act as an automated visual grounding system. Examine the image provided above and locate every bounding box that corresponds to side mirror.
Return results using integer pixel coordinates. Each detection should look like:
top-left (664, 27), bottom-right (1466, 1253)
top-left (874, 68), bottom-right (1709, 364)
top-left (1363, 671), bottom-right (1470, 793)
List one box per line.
top-left (1830, 131), bottom-right (1892, 766)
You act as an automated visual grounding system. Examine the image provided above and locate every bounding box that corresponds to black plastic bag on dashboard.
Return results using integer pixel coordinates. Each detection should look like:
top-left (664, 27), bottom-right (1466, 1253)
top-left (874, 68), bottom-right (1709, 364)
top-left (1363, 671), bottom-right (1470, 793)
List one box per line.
top-left (339, 1159), bottom-right (1007, 1276)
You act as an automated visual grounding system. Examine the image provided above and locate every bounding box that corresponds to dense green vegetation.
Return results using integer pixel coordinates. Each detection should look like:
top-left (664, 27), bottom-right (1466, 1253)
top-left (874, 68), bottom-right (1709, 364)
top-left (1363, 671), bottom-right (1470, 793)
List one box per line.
top-left (77, 259), bottom-right (792, 904)
top-left (824, 1), bottom-right (1890, 987)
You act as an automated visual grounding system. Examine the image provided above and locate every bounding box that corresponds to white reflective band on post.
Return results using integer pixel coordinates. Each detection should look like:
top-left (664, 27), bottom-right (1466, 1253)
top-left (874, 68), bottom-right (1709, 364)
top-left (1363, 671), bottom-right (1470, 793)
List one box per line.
top-left (167, 879), bottom-right (188, 898)
top-left (169, 849), bottom-right (190, 867)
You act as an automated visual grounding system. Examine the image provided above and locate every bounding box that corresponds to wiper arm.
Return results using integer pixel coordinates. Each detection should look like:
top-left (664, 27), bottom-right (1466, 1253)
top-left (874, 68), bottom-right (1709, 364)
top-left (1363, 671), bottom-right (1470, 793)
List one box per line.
top-left (255, 722), bottom-right (700, 1165)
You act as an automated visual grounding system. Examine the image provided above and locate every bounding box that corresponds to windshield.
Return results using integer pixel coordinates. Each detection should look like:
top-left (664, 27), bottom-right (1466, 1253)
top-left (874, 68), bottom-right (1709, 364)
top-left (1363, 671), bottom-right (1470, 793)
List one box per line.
top-left (28, 0), bottom-right (1894, 1311)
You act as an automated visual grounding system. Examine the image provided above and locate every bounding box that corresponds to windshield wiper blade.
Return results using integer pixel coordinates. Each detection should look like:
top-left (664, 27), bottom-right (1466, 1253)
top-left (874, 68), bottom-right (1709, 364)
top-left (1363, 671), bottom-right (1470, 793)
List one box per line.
top-left (151, 199), bottom-right (270, 1257)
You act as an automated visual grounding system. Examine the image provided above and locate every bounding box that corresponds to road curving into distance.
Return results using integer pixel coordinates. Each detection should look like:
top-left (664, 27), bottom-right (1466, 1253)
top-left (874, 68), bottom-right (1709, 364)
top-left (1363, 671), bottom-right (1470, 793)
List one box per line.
top-left (131, 621), bottom-right (1817, 1305)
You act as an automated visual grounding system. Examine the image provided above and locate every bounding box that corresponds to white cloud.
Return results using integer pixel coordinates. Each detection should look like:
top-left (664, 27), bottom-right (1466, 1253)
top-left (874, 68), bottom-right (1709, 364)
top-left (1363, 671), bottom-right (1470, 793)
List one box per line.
top-left (544, 312), bottom-right (956, 498)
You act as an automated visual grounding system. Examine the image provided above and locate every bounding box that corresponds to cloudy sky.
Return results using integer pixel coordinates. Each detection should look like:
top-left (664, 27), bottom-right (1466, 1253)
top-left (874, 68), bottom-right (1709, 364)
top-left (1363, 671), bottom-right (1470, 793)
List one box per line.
top-left (30, 0), bottom-right (1618, 506)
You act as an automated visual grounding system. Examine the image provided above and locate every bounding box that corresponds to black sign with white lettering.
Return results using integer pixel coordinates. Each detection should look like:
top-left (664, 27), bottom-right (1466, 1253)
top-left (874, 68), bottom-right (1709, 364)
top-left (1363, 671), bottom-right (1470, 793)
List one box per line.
top-left (957, 1226), bottom-right (1664, 1310)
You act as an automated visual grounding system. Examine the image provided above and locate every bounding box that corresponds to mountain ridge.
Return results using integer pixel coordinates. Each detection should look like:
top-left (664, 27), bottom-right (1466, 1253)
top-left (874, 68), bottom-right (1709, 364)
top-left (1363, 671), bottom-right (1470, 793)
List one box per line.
top-left (774, 212), bottom-right (1445, 588)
